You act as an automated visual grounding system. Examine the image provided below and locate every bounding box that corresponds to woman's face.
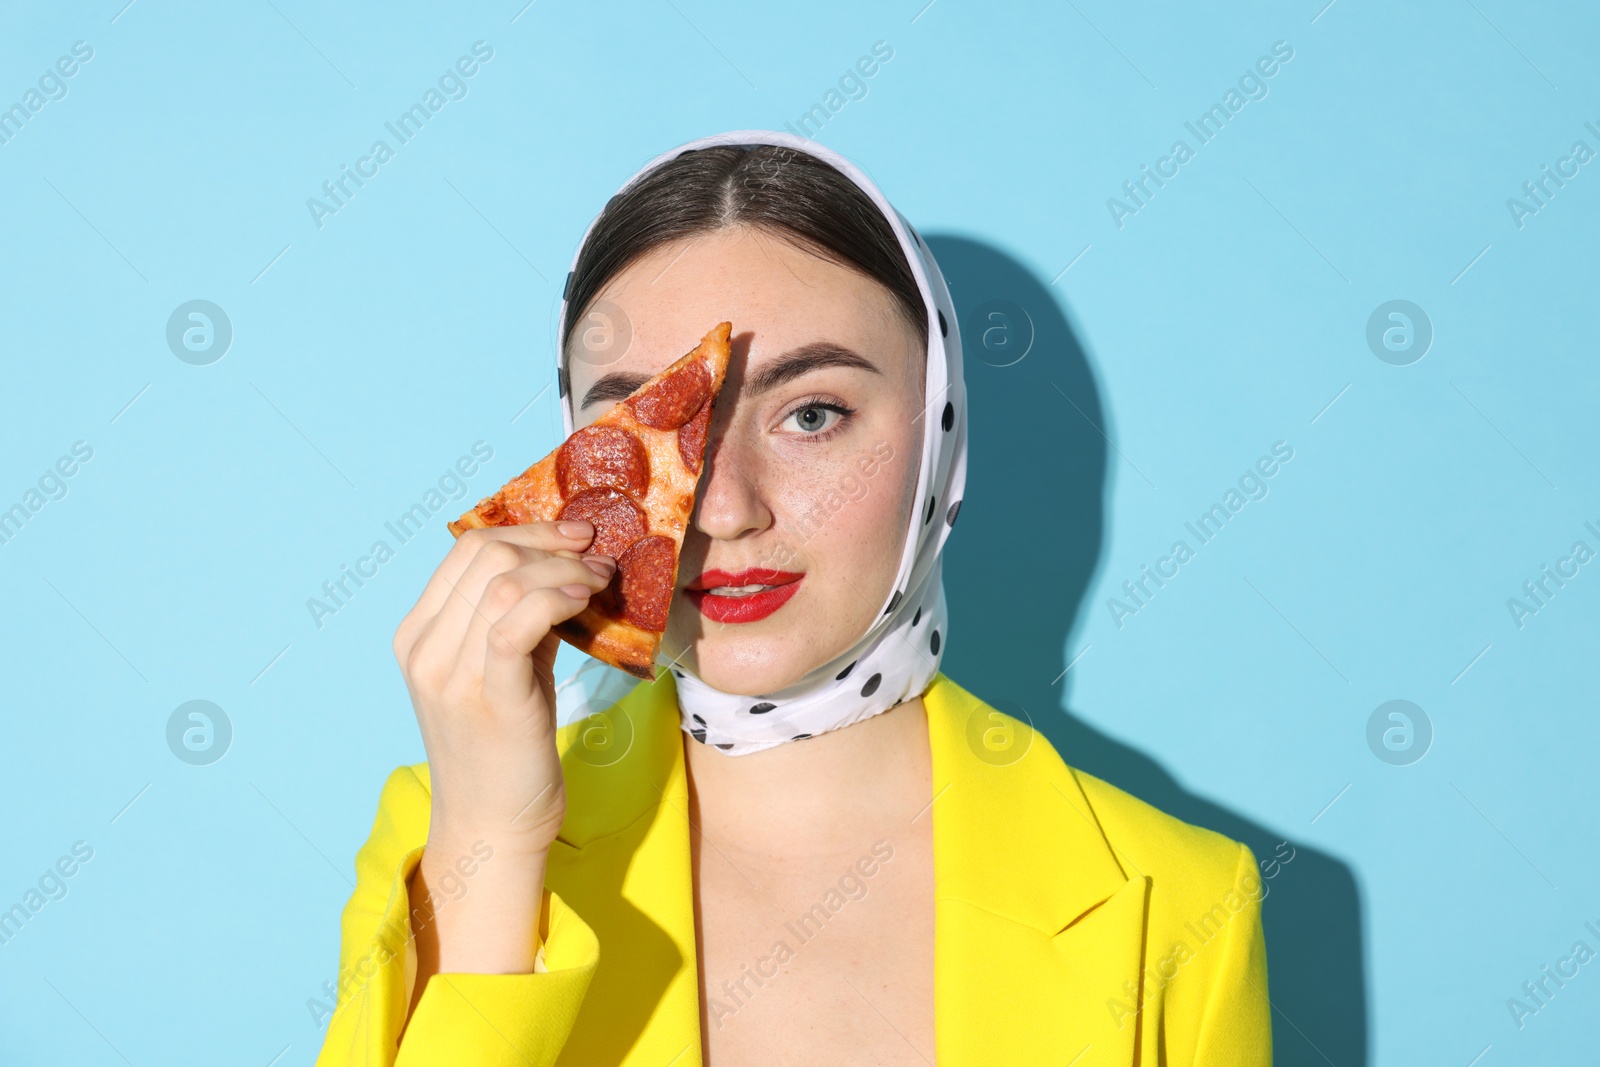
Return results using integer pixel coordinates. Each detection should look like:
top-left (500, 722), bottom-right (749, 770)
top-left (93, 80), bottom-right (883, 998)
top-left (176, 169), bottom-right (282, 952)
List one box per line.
top-left (566, 225), bottom-right (926, 695)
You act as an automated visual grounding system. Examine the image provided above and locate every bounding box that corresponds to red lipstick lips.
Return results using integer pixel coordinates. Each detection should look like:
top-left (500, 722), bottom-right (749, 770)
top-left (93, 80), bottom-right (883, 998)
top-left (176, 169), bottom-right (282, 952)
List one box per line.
top-left (685, 567), bottom-right (805, 624)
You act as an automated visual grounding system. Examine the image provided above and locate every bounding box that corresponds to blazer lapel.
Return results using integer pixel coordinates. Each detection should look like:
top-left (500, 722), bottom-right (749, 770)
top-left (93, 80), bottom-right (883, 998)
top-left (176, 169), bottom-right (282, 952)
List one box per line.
top-left (924, 674), bottom-right (1151, 1066)
top-left (548, 671), bottom-right (704, 1066)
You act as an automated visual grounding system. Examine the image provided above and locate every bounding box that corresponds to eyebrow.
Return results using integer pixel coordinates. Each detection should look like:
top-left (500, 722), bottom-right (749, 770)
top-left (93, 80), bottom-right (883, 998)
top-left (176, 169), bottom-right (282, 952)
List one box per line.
top-left (745, 342), bottom-right (881, 396)
top-left (580, 341), bottom-right (880, 408)
top-left (581, 371), bottom-right (651, 408)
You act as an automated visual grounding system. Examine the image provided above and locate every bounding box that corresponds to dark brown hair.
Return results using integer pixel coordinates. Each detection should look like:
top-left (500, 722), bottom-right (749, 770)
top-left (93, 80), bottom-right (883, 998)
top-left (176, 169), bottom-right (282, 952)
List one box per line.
top-left (559, 144), bottom-right (927, 398)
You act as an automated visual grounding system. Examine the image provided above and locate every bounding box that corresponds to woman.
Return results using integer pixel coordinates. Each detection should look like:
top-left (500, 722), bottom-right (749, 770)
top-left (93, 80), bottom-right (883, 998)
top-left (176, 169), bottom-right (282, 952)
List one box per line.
top-left (316, 131), bottom-right (1271, 1066)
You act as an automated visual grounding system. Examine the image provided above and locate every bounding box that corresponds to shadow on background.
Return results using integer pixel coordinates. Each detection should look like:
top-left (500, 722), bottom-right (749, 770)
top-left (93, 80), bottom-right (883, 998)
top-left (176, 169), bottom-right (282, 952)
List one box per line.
top-left (928, 234), bottom-right (1367, 1066)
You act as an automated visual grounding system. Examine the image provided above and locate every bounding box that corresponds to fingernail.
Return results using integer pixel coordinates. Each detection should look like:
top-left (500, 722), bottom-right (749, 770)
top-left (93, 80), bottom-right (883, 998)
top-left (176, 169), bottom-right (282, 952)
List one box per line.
top-left (560, 583), bottom-right (592, 598)
top-left (583, 555), bottom-right (615, 577)
top-left (559, 520), bottom-right (593, 538)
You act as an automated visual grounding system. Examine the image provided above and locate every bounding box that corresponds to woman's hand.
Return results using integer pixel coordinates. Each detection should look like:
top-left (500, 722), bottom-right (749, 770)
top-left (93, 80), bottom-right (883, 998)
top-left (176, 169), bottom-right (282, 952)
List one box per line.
top-left (394, 519), bottom-right (613, 854)
top-left (391, 519), bottom-right (614, 1006)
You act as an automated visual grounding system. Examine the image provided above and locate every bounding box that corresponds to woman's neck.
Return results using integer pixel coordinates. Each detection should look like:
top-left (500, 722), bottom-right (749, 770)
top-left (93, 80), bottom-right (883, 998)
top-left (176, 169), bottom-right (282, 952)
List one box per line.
top-left (682, 696), bottom-right (931, 858)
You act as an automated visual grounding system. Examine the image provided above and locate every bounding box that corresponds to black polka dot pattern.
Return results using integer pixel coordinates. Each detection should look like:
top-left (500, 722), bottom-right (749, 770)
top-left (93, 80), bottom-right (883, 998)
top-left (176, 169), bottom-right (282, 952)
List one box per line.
top-left (925, 495), bottom-right (936, 525)
top-left (692, 713), bottom-right (705, 725)
top-left (883, 590), bottom-right (902, 615)
top-left (912, 606), bottom-right (922, 627)
top-left (861, 673), bottom-right (882, 698)
top-left (937, 309), bottom-right (948, 337)
top-left (792, 733), bottom-right (812, 741)
top-left (749, 702), bottom-right (775, 715)
top-left (691, 727), bottom-right (706, 744)
top-left (930, 629), bottom-right (940, 655)
top-left (941, 401), bottom-right (955, 432)
top-left (947, 499), bottom-right (962, 527)
top-left (836, 661), bottom-right (856, 680)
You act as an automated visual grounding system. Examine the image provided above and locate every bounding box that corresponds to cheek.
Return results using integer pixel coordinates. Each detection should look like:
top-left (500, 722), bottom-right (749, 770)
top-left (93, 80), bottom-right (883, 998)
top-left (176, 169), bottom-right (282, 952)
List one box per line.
top-left (786, 436), bottom-right (918, 577)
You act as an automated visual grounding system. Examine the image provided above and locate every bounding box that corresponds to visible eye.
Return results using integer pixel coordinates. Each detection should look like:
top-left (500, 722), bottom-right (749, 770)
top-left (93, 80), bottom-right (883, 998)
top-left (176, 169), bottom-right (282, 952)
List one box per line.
top-left (780, 400), bottom-right (853, 440)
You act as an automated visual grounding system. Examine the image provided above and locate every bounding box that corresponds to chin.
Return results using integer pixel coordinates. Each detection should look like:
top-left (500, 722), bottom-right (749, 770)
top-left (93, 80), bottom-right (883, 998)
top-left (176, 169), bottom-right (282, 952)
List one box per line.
top-left (672, 639), bottom-right (801, 696)
top-left (662, 612), bottom-right (827, 696)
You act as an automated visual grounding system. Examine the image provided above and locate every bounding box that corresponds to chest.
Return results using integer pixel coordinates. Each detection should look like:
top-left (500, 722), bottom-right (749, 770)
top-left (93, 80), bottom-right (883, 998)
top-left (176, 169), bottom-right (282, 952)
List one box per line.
top-left (691, 826), bottom-right (936, 1065)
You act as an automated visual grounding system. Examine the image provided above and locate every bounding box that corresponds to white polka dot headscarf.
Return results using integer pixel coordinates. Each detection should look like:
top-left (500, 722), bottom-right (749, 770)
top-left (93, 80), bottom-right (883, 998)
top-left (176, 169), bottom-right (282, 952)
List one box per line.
top-left (554, 129), bottom-right (968, 757)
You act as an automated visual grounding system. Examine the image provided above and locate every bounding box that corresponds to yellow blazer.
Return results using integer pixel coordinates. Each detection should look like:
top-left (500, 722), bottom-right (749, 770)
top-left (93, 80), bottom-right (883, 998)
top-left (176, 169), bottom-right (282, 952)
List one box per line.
top-left (316, 672), bottom-right (1271, 1065)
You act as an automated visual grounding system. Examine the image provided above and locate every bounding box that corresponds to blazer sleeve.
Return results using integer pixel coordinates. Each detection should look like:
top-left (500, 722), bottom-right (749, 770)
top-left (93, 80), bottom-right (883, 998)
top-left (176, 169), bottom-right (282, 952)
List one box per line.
top-left (1191, 843), bottom-right (1273, 1067)
top-left (315, 765), bottom-right (601, 1067)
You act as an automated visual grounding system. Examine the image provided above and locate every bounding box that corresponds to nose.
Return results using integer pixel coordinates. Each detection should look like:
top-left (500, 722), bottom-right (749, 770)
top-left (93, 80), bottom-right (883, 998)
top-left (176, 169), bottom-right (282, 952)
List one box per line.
top-left (692, 420), bottom-right (772, 542)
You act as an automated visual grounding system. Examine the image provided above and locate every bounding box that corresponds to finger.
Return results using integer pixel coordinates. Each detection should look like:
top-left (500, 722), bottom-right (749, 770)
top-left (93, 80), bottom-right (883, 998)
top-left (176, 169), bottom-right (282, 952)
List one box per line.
top-left (479, 587), bottom-right (589, 714)
top-left (402, 521), bottom-right (596, 647)
top-left (473, 557), bottom-right (616, 706)
top-left (427, 537), bottom-right (538, 655)
top-left (398, 520), bottom-right (593, 664)
top-left (426, 525), bottom-right (601, 661)
top-left (410, 552), bottom-right (593, 701)
top-left (462, 552), bottom-right (613, 666)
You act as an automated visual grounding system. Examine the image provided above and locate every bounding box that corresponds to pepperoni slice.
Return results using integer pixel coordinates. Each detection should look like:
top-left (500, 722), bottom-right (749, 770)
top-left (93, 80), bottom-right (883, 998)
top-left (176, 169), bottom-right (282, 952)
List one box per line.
top-left (556, 426), bottom-right (649, 498)
top-left (610, 535), bottom-right (676, 632)
top-left (556, 488), bottom-right (647, 558)
top-left (628, 358), bottom-right (712, 430)
top-left (677, 400), bottom-right (713, 475)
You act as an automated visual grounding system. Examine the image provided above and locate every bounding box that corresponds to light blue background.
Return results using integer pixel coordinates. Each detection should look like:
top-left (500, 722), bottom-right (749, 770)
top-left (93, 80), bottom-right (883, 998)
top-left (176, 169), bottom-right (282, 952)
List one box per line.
top-left (2, 1), bottom-right (1596, 1064)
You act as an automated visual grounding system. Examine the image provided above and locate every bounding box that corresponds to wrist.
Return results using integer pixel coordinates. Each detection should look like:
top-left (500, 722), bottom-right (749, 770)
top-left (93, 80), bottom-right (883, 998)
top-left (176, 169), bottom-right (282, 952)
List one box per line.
top-left (425, 820), bottom-right (557, 866)
top-left (412, 832), bottom-right (549, 977)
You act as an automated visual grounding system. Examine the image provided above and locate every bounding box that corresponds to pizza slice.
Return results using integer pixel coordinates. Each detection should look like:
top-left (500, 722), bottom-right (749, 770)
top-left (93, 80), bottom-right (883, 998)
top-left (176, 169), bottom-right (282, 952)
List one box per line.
top-left (448, 321), bottom-right (733, 680)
